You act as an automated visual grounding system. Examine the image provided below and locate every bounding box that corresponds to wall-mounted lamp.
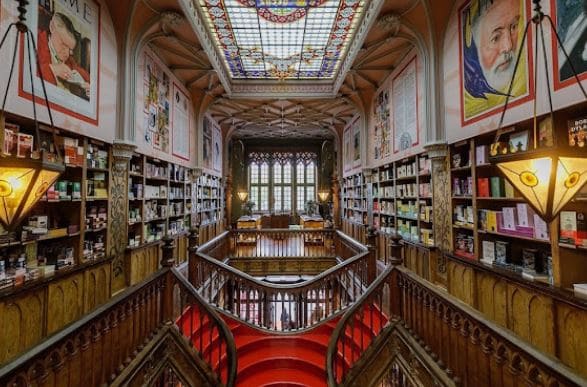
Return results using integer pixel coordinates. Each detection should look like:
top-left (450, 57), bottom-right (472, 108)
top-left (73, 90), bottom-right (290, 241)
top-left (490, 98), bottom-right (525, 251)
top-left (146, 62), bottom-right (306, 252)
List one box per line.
top-left (318, 190), bottom-right (330, 202)
top-left (491, 0), bottom-right (587, 223)
top-left (0, 1), bottom-right (65, 230)
top-left (237, 191), bottom-right (248, 202)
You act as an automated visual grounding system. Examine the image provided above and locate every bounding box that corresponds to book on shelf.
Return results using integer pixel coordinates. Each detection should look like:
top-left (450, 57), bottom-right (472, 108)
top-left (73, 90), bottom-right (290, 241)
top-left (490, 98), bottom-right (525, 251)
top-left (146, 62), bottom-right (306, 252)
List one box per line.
top-left (559, 211), bottom-right (578, 244)
top-left (516, 203), bottom-right (533, 228)
top-left (501, 207), bottom-right (516, 231)
top-left (533, 215), bottom-right (549, 241)
top-left (494, 240), bottom-right (509, 265)
top-left (490, 176), bottom-right (504, 198)
top-left (475, 145), bottom-right (488, 165)
top-left (568, 115), bottom-right (587, 148)
top-left (481, 240), bottom-right (495, 265)
top-left (477, 178), bottom-right (489, 197)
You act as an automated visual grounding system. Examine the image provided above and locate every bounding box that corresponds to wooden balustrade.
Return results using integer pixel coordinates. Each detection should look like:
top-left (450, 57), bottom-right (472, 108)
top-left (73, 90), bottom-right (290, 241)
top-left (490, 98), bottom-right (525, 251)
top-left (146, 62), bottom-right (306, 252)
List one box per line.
top-left (190, 229), bottom-right (373, 332)
top-left (327, 266), bottom-right (395, 385)
top-left (171, 268), bottom-right (237, 387)
top-left (0, 268), bottom-right (237, 387)
top-left (193, 250), bottom-right (371, 331)
top-left (395, 266), bottom-right (587, 387)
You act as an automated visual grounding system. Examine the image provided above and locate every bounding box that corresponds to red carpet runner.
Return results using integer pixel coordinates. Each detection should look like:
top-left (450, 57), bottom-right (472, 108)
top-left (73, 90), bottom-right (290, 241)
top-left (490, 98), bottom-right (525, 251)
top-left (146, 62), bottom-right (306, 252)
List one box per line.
top-left (177, 307), bottom-right (388, 386)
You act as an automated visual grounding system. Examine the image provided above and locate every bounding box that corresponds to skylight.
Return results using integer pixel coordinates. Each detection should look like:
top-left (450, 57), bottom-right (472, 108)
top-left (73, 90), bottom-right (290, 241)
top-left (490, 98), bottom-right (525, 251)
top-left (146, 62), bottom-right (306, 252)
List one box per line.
top-left (198, 0), bottom-right (365, 80)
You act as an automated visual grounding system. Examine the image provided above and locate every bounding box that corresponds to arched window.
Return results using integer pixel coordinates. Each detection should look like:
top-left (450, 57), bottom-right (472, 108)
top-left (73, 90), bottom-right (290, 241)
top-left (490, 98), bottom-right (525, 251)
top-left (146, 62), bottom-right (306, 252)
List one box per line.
top-left (247, 152), bottom-right (316, 214)
top-left (273, 162), bottom-right (292, 212)
top-left (249, 161), bottom-right (269, 211)
top-left (296, 160), bottom-right (316, 212)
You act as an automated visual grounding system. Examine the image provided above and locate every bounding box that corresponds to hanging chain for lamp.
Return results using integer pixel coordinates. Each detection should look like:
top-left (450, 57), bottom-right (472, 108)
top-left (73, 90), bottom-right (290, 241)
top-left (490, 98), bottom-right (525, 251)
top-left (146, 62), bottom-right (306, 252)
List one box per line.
top-left (0, 0), bottom-right (65, 230)
top-left (493, 0), bottom-right (587, 149)
top-left (489, 0), bottom-right (587, 223)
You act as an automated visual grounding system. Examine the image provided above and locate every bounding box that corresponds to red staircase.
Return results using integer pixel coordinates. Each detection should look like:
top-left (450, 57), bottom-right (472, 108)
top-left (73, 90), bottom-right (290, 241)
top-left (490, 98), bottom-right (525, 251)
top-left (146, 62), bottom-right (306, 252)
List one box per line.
top-left (178, 307), bottom-right (388, 386)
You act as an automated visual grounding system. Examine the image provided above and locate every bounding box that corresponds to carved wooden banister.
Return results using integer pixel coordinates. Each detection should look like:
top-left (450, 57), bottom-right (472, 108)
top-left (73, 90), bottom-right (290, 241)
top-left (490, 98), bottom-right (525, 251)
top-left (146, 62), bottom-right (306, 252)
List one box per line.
top-left (0, 270), bottom-right (168, 386)
top-left (394, 266), bottom-right (587, 387)
top-left (0, 268), bottom-right (238, 387)
top-left (327, 266), bottom-right (395, 386)
top-left (170, 267), bottom-right (237, 387)
top-left (191, 229), bottom-right (372, 332)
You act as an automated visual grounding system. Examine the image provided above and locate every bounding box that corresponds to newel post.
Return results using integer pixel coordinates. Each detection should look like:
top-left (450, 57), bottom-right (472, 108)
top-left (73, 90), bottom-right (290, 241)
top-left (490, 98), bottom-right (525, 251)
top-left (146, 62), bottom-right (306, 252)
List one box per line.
top-left (161, 235), bottom-right (176, 323)
top-left (366, 226), bottom-right (378, 283)
top-left (188, 226), bottom-right (200, 285)
top-left (388, 233), bottom-right (403, 265)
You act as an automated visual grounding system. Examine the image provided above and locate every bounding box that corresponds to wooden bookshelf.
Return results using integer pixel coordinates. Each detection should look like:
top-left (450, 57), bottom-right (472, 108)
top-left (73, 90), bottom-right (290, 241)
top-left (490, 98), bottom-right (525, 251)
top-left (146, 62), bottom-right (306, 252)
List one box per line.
top-left (447, 104), bottom-right (587, 288)
top-left (371, 153), bottom-right (433, 247)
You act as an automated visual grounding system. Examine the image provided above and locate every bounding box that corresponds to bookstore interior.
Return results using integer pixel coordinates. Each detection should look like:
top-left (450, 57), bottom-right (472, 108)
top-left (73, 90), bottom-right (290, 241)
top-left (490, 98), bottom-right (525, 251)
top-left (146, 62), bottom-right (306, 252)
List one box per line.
top-left (1, 0), bottom-right (587, 385)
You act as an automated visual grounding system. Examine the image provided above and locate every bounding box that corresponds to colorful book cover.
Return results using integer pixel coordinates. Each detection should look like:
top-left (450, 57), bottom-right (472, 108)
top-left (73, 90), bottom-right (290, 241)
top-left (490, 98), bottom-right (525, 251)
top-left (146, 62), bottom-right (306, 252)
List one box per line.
top-left (490, 177), bottom-right (504, 198)
top-left (477, 178), bottom-right (489, 197)
top-left (568, 116), bottom-right (587, 147)
top-left (487, 211), bottom-right (498, 232)
top-left (504, 180), bottom-right (515, 198)
top-left (559, 211), bottom-right (577, 244)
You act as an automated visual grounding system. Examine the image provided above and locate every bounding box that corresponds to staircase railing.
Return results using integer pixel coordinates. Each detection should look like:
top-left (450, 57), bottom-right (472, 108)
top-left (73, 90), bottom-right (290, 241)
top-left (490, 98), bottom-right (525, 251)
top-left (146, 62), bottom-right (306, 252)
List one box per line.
top-left (192, 229), bottom-right (373, 331)
top-left (327, 264), bottom-right (587, 387)
top-left (0, 264), bottom-right (237, 387)
top-left (171, 267), bottom-right (237, 386)
top-left (395, 266), bottom-right (587, 387)
top-left (327, 266), bottom-right (395, 385)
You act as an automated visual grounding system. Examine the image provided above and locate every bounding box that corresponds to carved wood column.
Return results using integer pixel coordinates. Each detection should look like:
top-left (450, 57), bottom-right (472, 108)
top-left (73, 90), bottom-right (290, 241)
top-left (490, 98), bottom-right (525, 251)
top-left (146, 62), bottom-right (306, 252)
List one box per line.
top-left (332, 173), bottom-right (341, 229)
top-left (110, 140), bottom-right (136, 293)
top-left (225, 174), bottom-right (232, 228)
top-left (424, 142), bottom-right (450, 280)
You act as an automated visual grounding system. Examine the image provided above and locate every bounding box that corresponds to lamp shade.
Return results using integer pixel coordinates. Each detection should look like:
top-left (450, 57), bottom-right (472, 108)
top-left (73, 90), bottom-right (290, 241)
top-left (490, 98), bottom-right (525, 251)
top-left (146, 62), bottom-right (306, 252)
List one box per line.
top-left (496, 150), bottom-right (587, 223)
top-left (0, 155), bottom-right (64, 229)
top-left (318, 191), bottom-right (329, 202)
top-left (237, 191), bottom-right (248, 201)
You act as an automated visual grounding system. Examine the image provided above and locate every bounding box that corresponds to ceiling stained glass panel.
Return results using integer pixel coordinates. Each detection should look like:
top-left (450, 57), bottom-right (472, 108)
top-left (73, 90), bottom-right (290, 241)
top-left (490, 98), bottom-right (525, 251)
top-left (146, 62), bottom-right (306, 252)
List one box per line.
top-left (198, 0), bottom-right (365, 79)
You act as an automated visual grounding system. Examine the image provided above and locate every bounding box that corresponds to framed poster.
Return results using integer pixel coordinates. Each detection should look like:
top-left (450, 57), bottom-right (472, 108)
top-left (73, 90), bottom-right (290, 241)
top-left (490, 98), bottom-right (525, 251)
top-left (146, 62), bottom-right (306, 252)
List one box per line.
top-left (343, 126), bottom-right (351, 172)
top-left (172, 84), bottom-right (190, 161)
top-left (203, 115), bottom-right (213, 170)
top-left (551, 0), bottom-right (587, 90)
top-left (352, 117), bottom-right (361, 167)
top-left (458, 0), bottom-right (533, 125)
top-left (213, 123), bottom-right (222, 172)
top-left (20, 0), bottom-right (101, 124)
top-left (373, 87), bottom-right (391, 161)
top-left (393, 57), bottom-right (418, 153)
top-left (143, 54), bottom-right (170, 152)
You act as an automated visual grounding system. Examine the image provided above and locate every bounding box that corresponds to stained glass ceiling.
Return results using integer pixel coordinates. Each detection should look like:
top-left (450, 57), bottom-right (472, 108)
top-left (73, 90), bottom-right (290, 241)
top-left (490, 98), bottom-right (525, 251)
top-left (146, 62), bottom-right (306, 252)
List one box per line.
top-left (198, 0), bottom-right (365, 80)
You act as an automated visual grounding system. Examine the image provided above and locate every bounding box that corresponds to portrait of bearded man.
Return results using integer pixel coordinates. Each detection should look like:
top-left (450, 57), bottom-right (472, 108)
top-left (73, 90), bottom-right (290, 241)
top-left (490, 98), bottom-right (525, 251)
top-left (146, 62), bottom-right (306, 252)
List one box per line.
top-left (461, 0), bottom-right (530, 122)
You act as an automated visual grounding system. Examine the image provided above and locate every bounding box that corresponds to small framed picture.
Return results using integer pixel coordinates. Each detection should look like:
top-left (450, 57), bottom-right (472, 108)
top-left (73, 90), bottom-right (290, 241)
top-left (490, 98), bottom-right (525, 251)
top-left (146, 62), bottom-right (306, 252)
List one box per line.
top-left (509, 130), bottom-right (529, 153)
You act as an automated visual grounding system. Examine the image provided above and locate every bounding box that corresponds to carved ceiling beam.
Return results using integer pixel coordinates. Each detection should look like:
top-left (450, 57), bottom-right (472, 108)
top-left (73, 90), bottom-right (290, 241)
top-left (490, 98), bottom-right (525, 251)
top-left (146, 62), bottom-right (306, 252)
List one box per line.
top-left (187, 70), bottom-right (213, 88)
top-left (353, 71), bottom-right (378, 89)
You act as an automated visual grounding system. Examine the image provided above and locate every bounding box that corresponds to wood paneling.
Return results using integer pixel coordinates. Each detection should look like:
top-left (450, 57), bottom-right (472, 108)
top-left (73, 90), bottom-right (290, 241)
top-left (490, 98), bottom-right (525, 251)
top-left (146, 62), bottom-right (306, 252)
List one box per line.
top-left (0, 289), bottom-right (45, 364)
top-left (447, 259), bottom-right (475, 307)
top-left (445, 254), bottom-right (587, 379)
top-left (47, 273), bottom-right (84, 335)
top-left (84, 262), bottom-right (112, 313)
top-left (557, 303), bottom-right (587, 377)
top-left (127, 243), bottom-right (161, 286)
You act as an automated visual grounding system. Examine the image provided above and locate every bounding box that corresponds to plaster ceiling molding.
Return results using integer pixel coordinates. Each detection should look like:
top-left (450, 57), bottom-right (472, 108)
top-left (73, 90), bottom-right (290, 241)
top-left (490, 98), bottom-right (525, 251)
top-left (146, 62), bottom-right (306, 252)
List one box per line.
top-left (160, 11), bottom-right (185, 34)
top-left (377, 13), bottom-right (401, 35)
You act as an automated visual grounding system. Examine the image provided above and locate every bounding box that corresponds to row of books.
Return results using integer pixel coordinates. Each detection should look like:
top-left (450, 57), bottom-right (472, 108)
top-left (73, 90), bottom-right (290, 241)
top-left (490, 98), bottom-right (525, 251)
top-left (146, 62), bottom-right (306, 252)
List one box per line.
top-left (453, 177), bottom-right (473, 196)
top-left (478, 206), bottom-right (549, 241)
top-left (560, 211), bottom-right (587, 247)
top-left (477, 176), bottom-right (515, 198)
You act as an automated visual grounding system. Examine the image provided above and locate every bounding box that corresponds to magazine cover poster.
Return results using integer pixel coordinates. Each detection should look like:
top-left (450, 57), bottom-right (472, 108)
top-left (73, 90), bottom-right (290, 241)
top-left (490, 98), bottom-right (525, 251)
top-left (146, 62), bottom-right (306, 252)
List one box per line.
top-left (20, 0), bottom-right (100, 124)
top-left (552, 0), bottom-right (587, 89)
top-left (458, 0), bottom-right (532, 125)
